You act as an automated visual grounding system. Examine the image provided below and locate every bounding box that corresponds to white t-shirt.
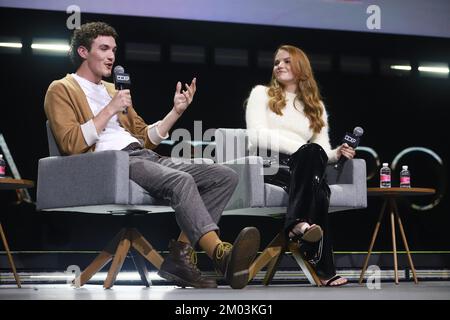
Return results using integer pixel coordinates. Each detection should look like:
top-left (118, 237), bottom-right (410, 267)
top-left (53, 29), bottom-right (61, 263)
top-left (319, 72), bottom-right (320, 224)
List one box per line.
top-left (72, 73), bottom-right (167, 151)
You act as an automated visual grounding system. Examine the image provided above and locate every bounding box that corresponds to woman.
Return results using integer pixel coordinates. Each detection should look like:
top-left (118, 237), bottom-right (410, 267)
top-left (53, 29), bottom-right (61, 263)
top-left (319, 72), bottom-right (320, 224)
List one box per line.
top-left (245, 45), bottom-right (355, 286)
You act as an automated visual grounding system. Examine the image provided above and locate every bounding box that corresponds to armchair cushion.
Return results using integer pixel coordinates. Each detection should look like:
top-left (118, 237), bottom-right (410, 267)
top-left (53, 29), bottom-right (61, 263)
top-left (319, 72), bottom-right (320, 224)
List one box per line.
top-left (37, 147), bottom-right (215, 210)
top-left (215, 128), bottom-right (367, 215)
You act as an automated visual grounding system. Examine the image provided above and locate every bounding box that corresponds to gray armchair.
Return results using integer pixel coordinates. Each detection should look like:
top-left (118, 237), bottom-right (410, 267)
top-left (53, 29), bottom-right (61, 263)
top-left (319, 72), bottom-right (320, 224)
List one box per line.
top-left (216, 128), bottom-right (367, 286)
top-left (36, 122), bottom-right (176, 288)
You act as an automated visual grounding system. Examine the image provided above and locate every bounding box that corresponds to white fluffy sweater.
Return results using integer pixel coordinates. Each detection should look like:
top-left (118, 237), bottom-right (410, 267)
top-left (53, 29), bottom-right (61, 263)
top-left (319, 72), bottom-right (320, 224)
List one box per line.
top-left (245, 85), bottom-right (338, 163)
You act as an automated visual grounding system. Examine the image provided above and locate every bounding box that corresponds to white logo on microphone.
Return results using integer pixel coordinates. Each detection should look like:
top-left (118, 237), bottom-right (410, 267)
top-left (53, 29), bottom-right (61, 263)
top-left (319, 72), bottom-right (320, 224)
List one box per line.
top-left (116, 75), bottom-right (130, 81)
top-left (344, 135), bottom-right (357, 144)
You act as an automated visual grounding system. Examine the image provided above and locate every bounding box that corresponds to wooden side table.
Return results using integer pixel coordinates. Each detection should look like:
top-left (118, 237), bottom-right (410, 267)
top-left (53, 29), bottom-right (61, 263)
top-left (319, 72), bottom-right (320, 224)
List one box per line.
top-left (0, 178), bottom-right (34, 288)
top-left (359, 187), bottom-right (435, 285)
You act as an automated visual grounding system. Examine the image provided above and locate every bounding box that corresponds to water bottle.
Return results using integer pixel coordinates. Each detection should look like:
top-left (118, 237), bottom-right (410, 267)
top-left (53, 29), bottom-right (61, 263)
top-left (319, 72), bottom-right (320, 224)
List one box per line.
top-left (400, 165), bottom-right (411, 188)
top-left (0, 154), bottom-right (6, 178)
top-left (380, 163), bottom-right (391, 188)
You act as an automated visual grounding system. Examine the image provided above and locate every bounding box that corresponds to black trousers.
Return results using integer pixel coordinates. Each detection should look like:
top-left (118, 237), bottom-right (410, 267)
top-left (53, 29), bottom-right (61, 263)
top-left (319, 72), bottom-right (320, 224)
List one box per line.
top-left (264, 143), bottom-right (336, 279)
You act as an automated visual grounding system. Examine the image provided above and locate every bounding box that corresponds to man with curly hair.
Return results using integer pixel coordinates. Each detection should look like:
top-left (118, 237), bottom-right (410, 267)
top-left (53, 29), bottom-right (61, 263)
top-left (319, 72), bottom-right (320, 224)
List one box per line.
top-left (44, 21), bottom-right (260, 289)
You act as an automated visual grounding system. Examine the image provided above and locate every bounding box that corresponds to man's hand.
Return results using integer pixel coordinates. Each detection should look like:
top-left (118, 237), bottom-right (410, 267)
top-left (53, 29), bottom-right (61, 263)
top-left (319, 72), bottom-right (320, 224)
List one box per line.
top-left (93, 89), bottom-right (132, 134)
top-left (108, 89), bottom-right (132, 114)
top-left (336, 143), bottom-right (356, 160)
top-left (173, 78), bottom-right (196, 116)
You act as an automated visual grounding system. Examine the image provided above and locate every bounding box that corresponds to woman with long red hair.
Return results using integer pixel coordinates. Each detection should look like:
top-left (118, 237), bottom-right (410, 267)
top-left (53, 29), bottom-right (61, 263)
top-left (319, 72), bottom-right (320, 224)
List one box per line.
top-left (246, 45), bottom-right (355, 286)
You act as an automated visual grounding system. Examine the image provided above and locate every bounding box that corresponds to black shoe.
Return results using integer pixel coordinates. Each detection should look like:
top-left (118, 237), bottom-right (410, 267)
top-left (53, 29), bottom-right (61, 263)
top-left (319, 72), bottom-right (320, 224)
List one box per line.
top-left (289, 225), bottom-right (323, 266)
top-left (213, 227), bottom-right (260, 289)
top-left (297, 238), bottom-right (323, 266)
top-left (158, 240), bottom-right (217, 288)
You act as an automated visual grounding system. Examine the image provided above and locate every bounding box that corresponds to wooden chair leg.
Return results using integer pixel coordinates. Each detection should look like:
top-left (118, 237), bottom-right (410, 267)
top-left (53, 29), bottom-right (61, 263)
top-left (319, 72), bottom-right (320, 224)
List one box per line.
top-left (0, 223), bottom-right (21, 288)
top-left (76, 229), bottom-right (126, 287)
top-left (130, 249), bottom-right (151, 287)
top-left (288, 242), bottom-right (322, 286)
top-left (250, 230), bottom-right (323, 286)
top-left (104, 230), bottom-right (131, 289)
top-left (359, 199), bottom-right (387, 284)
top-left (248, 232), bottom-right (285, 282)
top-left (130, 228), bottom-right (163, 269)
top-left (263, 249), bottom-right (284, 286)
top-left (75, 228), bottom-right (163, 288)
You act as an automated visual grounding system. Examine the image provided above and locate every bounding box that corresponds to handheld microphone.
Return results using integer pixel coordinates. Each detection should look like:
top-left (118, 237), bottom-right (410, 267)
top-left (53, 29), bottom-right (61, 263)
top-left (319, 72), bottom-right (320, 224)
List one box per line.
top-left (333, 126), bottom-right (364, 170)
top-left (113, 65), bottom-right (131, 114)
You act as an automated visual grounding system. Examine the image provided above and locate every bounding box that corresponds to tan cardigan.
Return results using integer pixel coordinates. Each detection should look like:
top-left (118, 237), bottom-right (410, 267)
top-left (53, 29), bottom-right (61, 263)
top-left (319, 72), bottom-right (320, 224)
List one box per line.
top-left (44, 74), bottom-right (156, 155)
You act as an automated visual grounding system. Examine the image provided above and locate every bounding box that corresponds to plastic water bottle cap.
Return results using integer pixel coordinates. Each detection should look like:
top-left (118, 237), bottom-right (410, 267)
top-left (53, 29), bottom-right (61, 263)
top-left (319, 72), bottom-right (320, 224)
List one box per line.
top-left (402, 165), bottom-right (408, 170)
top-left (382, 163), bottom-right (388, 166)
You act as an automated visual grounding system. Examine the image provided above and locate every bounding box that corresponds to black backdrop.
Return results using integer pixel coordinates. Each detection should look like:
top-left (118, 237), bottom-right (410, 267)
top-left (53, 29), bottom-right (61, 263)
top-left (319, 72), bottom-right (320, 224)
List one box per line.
top-left (0, 8), bottom-right (449, 268)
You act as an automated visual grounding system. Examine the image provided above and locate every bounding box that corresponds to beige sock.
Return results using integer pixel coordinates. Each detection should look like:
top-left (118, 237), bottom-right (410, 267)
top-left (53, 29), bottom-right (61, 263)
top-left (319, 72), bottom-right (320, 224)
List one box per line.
top-left (198, 231), bottom-right (222, 259)
top-left (177, 232), bottom-right (191, 244)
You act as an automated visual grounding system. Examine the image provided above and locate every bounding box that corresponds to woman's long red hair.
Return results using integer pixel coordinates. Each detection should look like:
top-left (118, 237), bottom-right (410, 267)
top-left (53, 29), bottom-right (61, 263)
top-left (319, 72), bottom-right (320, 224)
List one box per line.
top-left (267, 45), bottom-right (325, 134)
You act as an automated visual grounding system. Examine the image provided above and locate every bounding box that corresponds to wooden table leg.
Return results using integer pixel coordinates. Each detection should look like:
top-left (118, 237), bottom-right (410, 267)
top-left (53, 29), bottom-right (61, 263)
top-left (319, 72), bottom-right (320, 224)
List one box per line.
top-left (0, 222), bottom-right (21, 288)
top-left (392, 201), bottom-right (419, 284)
top-left (389, 199), bottom-right (399, 284)
top-left (359, 199), bottom-right (387, 284)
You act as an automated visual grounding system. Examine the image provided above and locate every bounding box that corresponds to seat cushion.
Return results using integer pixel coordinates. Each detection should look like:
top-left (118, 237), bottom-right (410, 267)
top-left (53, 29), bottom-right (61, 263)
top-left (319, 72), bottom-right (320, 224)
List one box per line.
top-left (264, 183), bottom-right (289, 207)
top-left (129, 180), bottom-right (170, 205)
top-left (264, 182), bottom-right (363, 214)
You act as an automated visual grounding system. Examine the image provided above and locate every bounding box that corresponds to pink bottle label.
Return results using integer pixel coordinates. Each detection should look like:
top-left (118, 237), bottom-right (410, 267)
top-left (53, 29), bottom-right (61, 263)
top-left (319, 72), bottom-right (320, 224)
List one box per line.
top-left (380, 174), bottom-right (390, 182)
top-left (0, 166), bottom-right (5, 175)
top-left (400, 177), bottom-right (410, 184)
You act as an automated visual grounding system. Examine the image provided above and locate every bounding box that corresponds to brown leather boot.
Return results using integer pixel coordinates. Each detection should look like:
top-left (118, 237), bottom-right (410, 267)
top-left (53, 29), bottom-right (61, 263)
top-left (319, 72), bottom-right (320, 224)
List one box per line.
top-left (158, 240), bottom-right (217, 288)
top-left (213, 227), bottom-right (260, 289)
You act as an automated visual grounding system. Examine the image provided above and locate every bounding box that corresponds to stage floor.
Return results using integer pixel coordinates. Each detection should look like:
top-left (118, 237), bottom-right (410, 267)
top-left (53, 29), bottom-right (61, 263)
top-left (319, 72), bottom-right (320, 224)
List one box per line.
top-left (1, 281), bottom-right (449, 300)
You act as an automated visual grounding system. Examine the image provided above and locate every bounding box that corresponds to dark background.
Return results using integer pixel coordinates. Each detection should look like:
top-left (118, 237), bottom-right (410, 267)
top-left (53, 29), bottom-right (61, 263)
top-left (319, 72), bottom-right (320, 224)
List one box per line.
top-left (0, 8), bottom-right (449, 271)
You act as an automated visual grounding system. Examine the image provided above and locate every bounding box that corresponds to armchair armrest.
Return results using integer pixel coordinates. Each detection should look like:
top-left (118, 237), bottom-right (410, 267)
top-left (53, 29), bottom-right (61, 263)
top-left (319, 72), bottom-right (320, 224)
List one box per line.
top-left (326, 159), bottom-right (358, 184)
top-left (36, 151), bottom-right (130, 210)
top-left (326, 159), bottom-right (367, 210)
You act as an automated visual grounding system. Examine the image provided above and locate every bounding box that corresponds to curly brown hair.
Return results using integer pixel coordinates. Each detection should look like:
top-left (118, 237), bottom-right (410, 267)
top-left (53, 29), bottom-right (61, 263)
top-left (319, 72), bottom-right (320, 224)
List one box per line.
top-left (267, 45), bottom-right (325, 134)
top-left (69, 22), bottom-right (118, 68)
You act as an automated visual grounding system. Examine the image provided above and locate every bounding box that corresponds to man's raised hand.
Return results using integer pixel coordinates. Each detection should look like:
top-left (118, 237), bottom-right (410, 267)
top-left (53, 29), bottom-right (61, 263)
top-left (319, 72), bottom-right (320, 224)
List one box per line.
top-left (173, 77), bottom-right (196, 115)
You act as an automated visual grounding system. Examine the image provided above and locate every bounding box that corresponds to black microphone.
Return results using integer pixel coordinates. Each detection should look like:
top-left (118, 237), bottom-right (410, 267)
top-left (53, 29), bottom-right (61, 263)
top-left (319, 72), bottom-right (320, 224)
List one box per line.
top-left (113, 65), bottom-right (131, 114)
top-left (333, 126), bottom-right (364, 170)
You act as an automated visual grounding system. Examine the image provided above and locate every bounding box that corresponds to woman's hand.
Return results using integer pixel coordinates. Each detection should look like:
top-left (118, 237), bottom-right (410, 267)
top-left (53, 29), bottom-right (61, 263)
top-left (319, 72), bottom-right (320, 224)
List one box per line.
top-left (173, 77), bottom-right (196, 116)
top-left (336, 143), bottom-right (356, 160)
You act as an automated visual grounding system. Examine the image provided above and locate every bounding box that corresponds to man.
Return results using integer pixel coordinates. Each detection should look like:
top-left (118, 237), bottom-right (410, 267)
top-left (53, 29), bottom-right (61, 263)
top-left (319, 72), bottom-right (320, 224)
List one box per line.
top-left (44, 22), bottom-right (260, 289)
